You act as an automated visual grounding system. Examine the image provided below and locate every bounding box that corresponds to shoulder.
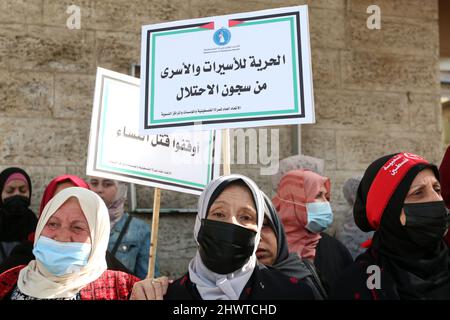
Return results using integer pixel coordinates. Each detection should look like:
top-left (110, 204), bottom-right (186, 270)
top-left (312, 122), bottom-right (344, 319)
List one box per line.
top-left (0, 265), bottom-right (26, 300)
top-left (98, 270), bottom-right (140, 285)
top-left (317, 233), bottom-right (353, 262)
top-left (128, 214), bottom-right (150, 233)
top-left (319, 233), bottom-right (348, 251)
top-left (248, 265), bottom-right (316, 300)
top-left (80, 270), bottom-right (140, 300)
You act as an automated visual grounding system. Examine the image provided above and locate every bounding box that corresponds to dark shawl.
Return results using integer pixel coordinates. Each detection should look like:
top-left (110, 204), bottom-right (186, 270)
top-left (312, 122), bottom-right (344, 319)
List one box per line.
top-left (353, 153), bottom-right (450, 299)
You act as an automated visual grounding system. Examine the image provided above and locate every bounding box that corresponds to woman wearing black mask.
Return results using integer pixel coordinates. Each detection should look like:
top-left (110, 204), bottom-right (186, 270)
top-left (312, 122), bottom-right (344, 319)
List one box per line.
top-left (329, 152), bottom-right (450, 300)
top-left (0, 168), bottom-right (37, 264)
top-left (131, 174), bottom-right (315, 300)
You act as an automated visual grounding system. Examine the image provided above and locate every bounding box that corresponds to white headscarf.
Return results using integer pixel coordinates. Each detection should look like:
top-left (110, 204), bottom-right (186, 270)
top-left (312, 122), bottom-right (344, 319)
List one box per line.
top-left (17, 187), bottom-right (110, 299)
top-left (188, 174), bottom-right (265, 300)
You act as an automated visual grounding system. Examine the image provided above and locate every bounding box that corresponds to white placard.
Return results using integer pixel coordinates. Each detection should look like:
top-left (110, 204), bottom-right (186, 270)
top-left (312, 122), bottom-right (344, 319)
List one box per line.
top-left (87, 68), bottom-right (221, 195)
top-left (140, 5), bottom-right (315, 134)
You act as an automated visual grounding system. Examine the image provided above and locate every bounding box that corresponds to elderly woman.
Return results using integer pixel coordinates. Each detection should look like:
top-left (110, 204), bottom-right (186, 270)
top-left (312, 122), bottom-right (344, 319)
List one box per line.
top-left (88, 177), bottom-right (157, 279)
top-left (0, 168), bottom-right (37, 265)
top-left (131, 174), bottom-right (316, 300)
top-left (273, 169), bottom-right (353, 293)
top-left (329, 152), bottom-right (450, 299)
top-left (0, 175), bottom-right (130, 275)
top-left (0, 187), bottom-right (138, 299)
top-left (0, 174), bottom-right (89, 273)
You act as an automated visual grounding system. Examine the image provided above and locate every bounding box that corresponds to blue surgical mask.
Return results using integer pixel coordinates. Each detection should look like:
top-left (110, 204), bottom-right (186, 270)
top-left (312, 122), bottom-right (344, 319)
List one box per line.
top-left (32, 236), bottom-right (91, 276)
top-left (305, 202), bottom-right (333, 233)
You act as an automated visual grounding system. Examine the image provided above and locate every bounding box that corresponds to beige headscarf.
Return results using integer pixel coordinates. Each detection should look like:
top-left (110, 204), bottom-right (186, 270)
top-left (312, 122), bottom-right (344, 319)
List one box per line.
top-left (17, 187), bottom-right (110, 299)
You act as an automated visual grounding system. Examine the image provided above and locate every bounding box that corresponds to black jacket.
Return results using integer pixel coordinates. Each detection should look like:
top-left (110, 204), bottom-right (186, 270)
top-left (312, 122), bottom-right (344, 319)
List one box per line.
top-left (164, 264), bottom-right (316, 300)
top-left (314, 232), bottom-right (353, 293)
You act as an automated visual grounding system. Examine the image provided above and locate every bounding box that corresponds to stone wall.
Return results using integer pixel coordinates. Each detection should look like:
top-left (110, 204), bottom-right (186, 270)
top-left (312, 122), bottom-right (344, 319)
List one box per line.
top-left (0, 0), bottom-right (443, 277)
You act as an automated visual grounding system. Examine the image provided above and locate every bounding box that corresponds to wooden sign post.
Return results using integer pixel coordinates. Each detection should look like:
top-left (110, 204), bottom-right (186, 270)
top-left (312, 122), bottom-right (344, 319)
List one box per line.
top-left (147, 187), bottom-right (161, 279)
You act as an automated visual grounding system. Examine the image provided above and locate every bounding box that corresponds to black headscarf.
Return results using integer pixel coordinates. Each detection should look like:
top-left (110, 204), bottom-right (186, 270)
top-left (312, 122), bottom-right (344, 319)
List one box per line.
top-left (261, 192), bottom-right (311, 280)
top-left (354, 153), bottom-right (450, 299)
top-left (0, 167), bottom-right (37, 242)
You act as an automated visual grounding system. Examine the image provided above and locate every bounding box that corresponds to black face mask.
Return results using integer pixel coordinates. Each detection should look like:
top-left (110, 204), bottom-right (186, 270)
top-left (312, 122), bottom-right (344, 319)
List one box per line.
top-left (403, 201), bottom-right (450, 249)
top-left (197, 219), bottom-right (256, 274)
top-left (2, 195), bottom-right (30, 218)
top-left (0, 195), bottom-right (33, 241)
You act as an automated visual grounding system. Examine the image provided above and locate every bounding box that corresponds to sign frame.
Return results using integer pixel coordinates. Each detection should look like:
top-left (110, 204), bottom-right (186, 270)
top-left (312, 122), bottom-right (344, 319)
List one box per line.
top-left (140, 5), bottom-right (315, 134)
top-left (87, 67), bottom-right (222, 195)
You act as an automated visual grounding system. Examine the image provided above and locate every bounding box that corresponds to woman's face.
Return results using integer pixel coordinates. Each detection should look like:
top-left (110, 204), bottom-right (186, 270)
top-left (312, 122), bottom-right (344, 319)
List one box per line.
top-left (312, 183), bottom-right (329, 203)
top-left (1, 179), bottom-right (30, 202)
top-left (400, 168), bottom-right (443, 225)
top-left (88, 177), bottom-right (117, 207)
top-left (41, 197), bottom-right (91, 244)
top-left (256, 216), bottom-right (278, 266)
top-left (207, 184), bottom-right (258, 232)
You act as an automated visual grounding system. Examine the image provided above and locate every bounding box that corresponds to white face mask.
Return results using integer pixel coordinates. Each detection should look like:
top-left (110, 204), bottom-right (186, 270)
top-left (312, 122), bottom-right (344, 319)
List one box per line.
top-left (305, 202), bottom-right (334, 233)
top-left (32, 236), bottom-right (91, 276)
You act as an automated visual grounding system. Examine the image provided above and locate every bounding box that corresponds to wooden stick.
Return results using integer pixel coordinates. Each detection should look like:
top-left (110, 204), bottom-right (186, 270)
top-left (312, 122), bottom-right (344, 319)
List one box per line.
top-left (222, 128), bottom-right (231, 175)
top-left (147, 187), bottom-right (161, 279)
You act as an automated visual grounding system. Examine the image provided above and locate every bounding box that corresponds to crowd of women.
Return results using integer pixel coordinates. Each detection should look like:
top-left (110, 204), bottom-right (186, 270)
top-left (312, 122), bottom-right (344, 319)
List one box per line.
top-left (0, 148), bottom-right (449, 300)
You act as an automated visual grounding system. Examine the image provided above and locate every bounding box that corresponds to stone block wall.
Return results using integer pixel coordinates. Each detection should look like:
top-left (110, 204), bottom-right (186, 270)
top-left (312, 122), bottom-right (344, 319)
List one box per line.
top-left (0, 0), bottom-right (442, 277)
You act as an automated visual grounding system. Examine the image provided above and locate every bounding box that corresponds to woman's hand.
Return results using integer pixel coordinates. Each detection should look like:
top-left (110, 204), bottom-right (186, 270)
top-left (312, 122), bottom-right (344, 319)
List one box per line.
top-left (130, 276), bottom-right (171, 300)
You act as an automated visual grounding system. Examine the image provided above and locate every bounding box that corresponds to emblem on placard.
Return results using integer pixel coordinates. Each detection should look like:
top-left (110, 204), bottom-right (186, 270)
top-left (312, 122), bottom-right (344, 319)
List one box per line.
top-left (213, 28), bottom-right (231, 46)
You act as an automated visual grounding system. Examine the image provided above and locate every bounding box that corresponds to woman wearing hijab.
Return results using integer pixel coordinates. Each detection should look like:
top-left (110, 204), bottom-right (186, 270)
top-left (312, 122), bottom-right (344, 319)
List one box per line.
top-left (335, 177), bottom-right (374, 259)
top-left (131, 174), bottom-right (316, 300)
top-left (259, 192), bottom-right (327, 299)
top-left (273, 169), bottom-right (353, 293)
top-left (0, 175), bottom-right (130, 274)
top-left (0, 187), bottom-right (139, 299)
top-left (88, 177), bottom-right (157, 279)
top-left (329, 152), bottom-right (450, 300)
top-left (0, 168), bottom-right (37, 265)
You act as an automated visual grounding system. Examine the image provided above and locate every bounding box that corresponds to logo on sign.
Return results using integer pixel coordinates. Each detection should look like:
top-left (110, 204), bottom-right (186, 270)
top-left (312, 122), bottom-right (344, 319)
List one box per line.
top-left (213, 28), bottom-right (231, 46)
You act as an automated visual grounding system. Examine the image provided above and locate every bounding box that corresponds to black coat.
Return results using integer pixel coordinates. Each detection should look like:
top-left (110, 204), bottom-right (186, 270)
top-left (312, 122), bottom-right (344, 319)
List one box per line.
top-left (164, 264), bottom-right (316, 300)
top-left (329, 247), bottom-right (450, 300)
top-left (328, 248), bottom-right (402, 300)
top-left (314, 232), bottom-right (353, 293)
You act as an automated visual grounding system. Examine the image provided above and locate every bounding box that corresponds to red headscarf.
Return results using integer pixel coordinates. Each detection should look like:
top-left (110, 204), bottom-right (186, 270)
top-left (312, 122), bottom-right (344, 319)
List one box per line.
top-left (439, 146), bottom-right (450, 246)
top-left (272, 169), bottom-right (330, 261)
top-left (39, 175), bottom-right (89, 216)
